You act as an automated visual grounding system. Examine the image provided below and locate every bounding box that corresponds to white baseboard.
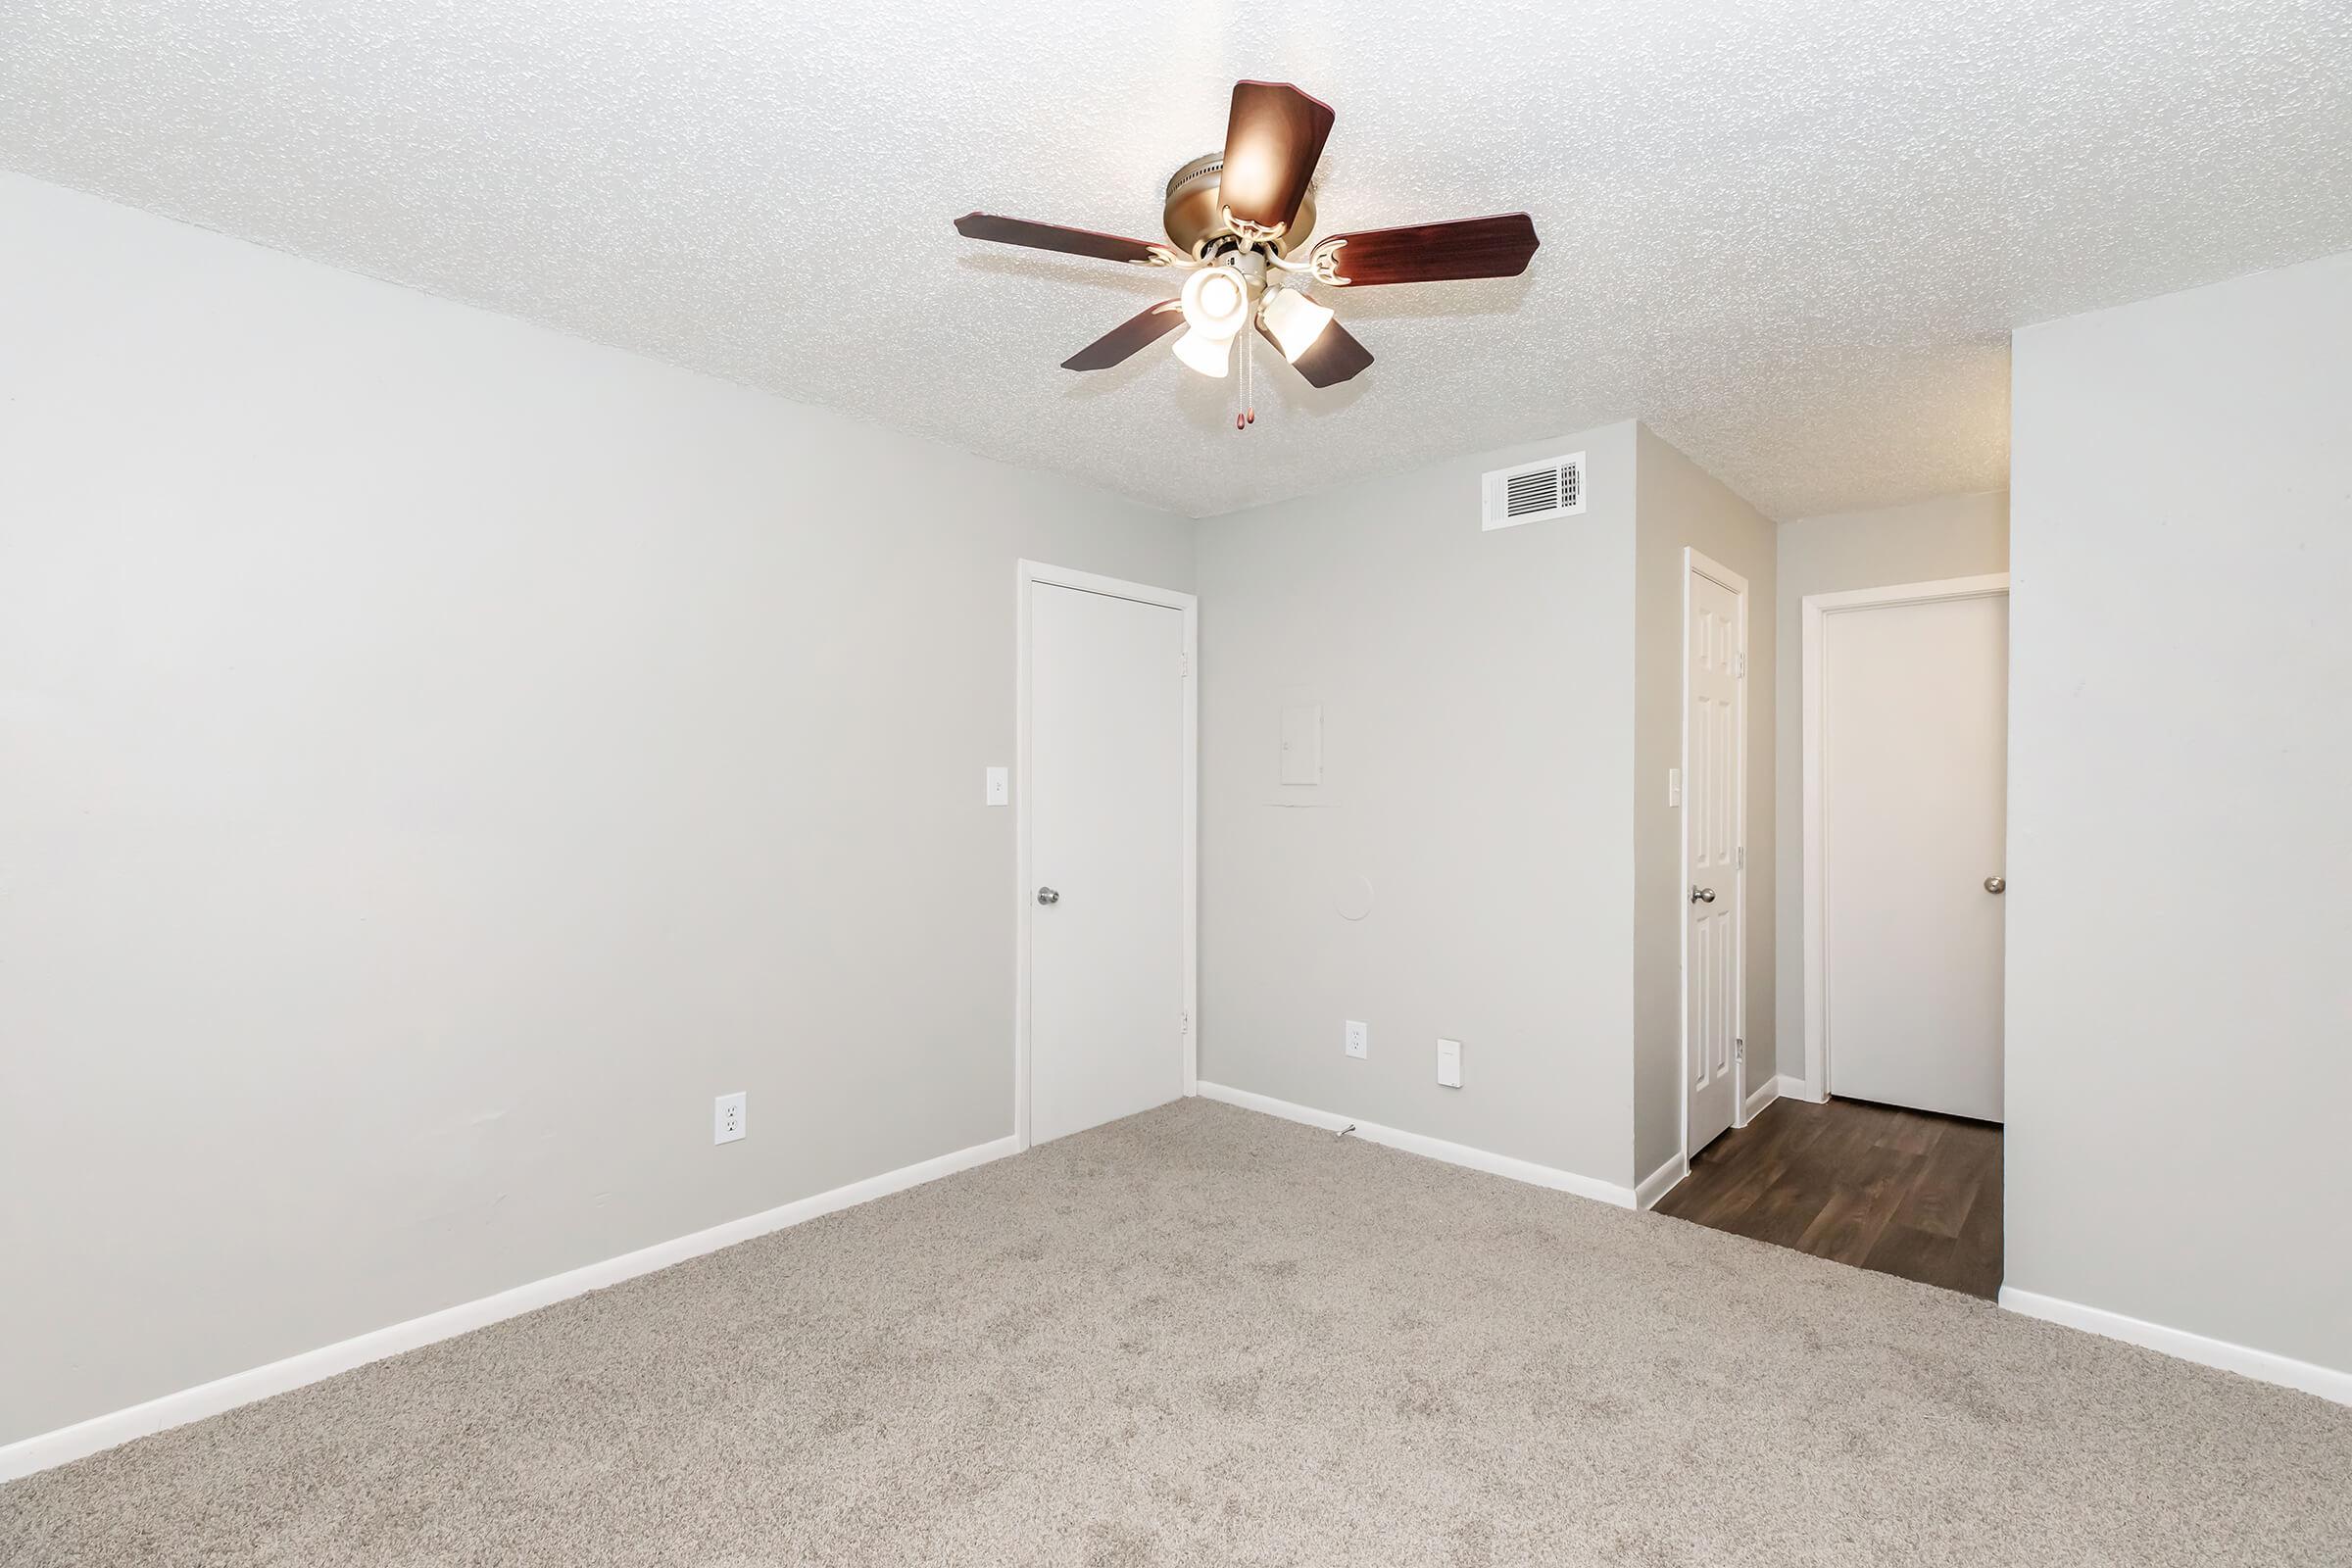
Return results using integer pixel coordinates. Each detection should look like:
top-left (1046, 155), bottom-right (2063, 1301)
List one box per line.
top-left (1775, 1074), bottom-right (1822, 1103)
top-left (1634, 1152), bottom-right (1688, 1211)
top-left (1197, 1081), bottom-right (1636, 1209)
top-left (1998, 1286), bottom-right (2351, 1407)
top-left (1740, 1075), bottom-right (1781, 1123)
top-left (0, 1134), bottom-right (1021, 1483)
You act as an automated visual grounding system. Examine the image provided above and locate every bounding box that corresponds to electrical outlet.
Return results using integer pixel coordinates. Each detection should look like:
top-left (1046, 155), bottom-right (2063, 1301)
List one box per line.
top-left (1437, 1038), bottom-right (1463, 1089)
top-left (713, 1091), bottom-right (747, 1145)
top-left (1345, 1020), bottom-right (1368, 1059)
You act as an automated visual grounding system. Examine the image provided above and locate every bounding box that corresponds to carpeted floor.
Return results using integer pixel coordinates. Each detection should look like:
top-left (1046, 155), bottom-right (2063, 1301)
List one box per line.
top-left (5, 1099), bottom-right (2348, 1566)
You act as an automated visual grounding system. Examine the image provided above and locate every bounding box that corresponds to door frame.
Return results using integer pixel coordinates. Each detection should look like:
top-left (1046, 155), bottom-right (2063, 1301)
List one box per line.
top-left (1680, 548), bottom-right (1750, 1171)
top-left (1013, 560), bottom-right (1199, 1152)
top-left (1799, 572), bottom-right (2009, 1102)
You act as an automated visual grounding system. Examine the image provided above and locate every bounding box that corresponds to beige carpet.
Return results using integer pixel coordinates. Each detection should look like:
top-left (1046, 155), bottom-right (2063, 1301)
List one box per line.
top-left (5, 1099), bottom-right (2347, 1566)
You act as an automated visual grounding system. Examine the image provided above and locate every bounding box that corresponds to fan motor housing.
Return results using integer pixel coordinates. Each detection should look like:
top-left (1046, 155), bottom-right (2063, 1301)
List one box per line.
top-left (1162, 152), bottom-right (1317, 258)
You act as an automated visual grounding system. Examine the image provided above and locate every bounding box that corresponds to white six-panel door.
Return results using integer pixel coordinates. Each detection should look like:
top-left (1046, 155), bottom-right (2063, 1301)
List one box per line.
top-left (1685, 554), bottom-right (1746, 1158)
top-left (1816, 586), bottom-right (2007, 1121)
top-left (1024, 578), bottom-right (1189, 1147)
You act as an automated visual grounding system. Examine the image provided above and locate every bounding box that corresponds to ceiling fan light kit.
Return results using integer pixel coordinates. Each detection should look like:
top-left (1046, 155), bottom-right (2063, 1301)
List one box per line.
top-left (953, 79), bottom-right (1540, 430)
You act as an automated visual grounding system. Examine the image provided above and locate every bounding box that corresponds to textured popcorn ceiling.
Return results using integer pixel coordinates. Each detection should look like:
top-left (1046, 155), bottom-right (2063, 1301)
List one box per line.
top-left (4, 2), bottom-right (2349, 518)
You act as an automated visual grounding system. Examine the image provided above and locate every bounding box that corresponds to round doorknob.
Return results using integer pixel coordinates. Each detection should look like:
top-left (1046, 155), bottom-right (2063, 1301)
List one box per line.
top-left (1690, 885), bottom-right (1716, 905)
top-left (1037, 886), bottom-right (1060, 906)
top-left (1984, 876), bottom-right (2005, 895)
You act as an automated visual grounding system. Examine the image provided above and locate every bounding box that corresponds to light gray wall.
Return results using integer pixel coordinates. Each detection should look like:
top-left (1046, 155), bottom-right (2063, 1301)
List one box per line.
top-left (1771, 492), bottom-right (2010, 1088)
top-left (2007, 249), bottom-right (2351, 1375)
top-left (0, 174), bottom-right (1194, 1444)
top-left (1194, 424), bottom-right (1642, 1184)
top-left (1630, 427), bottom-right (1777, 1182)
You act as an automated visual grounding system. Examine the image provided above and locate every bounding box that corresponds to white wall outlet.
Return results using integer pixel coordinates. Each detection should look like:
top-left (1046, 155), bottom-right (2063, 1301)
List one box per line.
top-left (713, 1091), bottom-right (747, 1145)
top-left (1345, 1019), bottom-right (1369, 1059)
top-left (985, 766), bottom-right (1009, 807)
top-left (1437, 1038), bottom-right (1463, 1089)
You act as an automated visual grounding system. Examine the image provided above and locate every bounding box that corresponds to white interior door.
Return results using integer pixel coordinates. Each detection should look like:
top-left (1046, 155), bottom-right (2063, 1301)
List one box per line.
top-left (1027, 580), bottom-right (1186, 1146)
top-left (1685, 558), bottom-right (1745, 1157)
top-left (1821, 590), bottom-right (2007, 1120)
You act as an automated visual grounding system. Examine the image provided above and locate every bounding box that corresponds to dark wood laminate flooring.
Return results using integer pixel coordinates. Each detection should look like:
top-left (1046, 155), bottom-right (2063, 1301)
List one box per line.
top-left (1653, 1096), bottom-right (2003, 1299)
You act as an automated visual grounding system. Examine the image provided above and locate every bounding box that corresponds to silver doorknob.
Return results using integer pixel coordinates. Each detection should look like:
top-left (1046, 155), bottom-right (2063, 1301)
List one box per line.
top-left (1037, 887), bottom-right (1059, 906)
top-left (1984, 876), bottom-right (2005, 895)
top-left (1690, 885), bottom-right (1716, 904)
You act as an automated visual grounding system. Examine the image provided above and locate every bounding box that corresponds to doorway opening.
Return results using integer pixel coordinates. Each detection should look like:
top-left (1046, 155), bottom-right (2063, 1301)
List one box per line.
top-left (1662, 572), bottom-right (2008, 1298)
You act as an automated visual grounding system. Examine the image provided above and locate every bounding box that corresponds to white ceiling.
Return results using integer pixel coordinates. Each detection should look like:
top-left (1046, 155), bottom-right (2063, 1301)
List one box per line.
top-left (4, 2), bottom-right (2348, 519)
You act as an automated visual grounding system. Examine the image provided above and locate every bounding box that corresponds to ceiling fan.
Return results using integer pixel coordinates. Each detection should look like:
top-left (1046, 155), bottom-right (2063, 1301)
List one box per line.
top-left (953, 80), bottom-right (1539, 428)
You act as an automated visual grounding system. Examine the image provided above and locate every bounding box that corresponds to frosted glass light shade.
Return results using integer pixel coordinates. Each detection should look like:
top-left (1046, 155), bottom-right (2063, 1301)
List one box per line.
top-left (1171, 325), bottom-right (1233, 378)
top-left (1180, 264), bottom-right (1250, 340)
top-left (1260, 285), bottom-right (1336, 363)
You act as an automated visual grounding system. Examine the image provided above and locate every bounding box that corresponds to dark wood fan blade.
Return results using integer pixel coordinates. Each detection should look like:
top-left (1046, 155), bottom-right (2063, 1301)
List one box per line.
top-left (1220, 81), bottom-right (1335, 234)
top-left (1314, 214), bottom-right (1540, 286)
top-left (1256, 318), bottom-right (1374, 388)
top-left (953, 213), bottom-right (1176, 267)
top-left (1063, 301), bottom-right (1186, 370)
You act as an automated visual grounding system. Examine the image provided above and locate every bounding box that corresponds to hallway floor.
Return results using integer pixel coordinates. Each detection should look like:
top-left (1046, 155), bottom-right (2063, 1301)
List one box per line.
top-left (1656, 1094), bottom-right (2004, 1299)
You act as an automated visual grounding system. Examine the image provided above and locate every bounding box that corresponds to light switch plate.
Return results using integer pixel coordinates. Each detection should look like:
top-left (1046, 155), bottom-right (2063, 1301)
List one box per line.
top-left (1437, 1038), bottom-right (1463, 1089)
top-left (1345, 1019), bottom-right (1368, 1059)
top-left (985, 766), bottom-right (1009, 807)
top-left (1280, 704), bottom-right (1322, 786)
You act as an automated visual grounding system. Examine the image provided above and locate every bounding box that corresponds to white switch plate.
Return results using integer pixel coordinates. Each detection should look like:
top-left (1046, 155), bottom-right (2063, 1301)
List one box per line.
top-left (1437, 1038), bottom-right (1463, 1089)
top-left (985, 766), bottom-right (1009, 807)
top-left (1345, 1020), bottom-right (1368, 1059)
top-left (713, 1091), bottom-right (747, 1145)
top-left (1279, 704), bottom-right (1322, 786)
top-left (1667, 766), bottom-right (1682, 807)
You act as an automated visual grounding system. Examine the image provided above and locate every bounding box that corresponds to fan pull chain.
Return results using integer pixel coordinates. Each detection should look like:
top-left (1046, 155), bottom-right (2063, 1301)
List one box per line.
top-left (1235, 319), bottom-right (1257, 432)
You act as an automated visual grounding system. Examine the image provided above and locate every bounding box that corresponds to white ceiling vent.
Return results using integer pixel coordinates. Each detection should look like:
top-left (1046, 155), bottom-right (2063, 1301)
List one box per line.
top-left (1482, 452), bottom-right (1587, 530)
